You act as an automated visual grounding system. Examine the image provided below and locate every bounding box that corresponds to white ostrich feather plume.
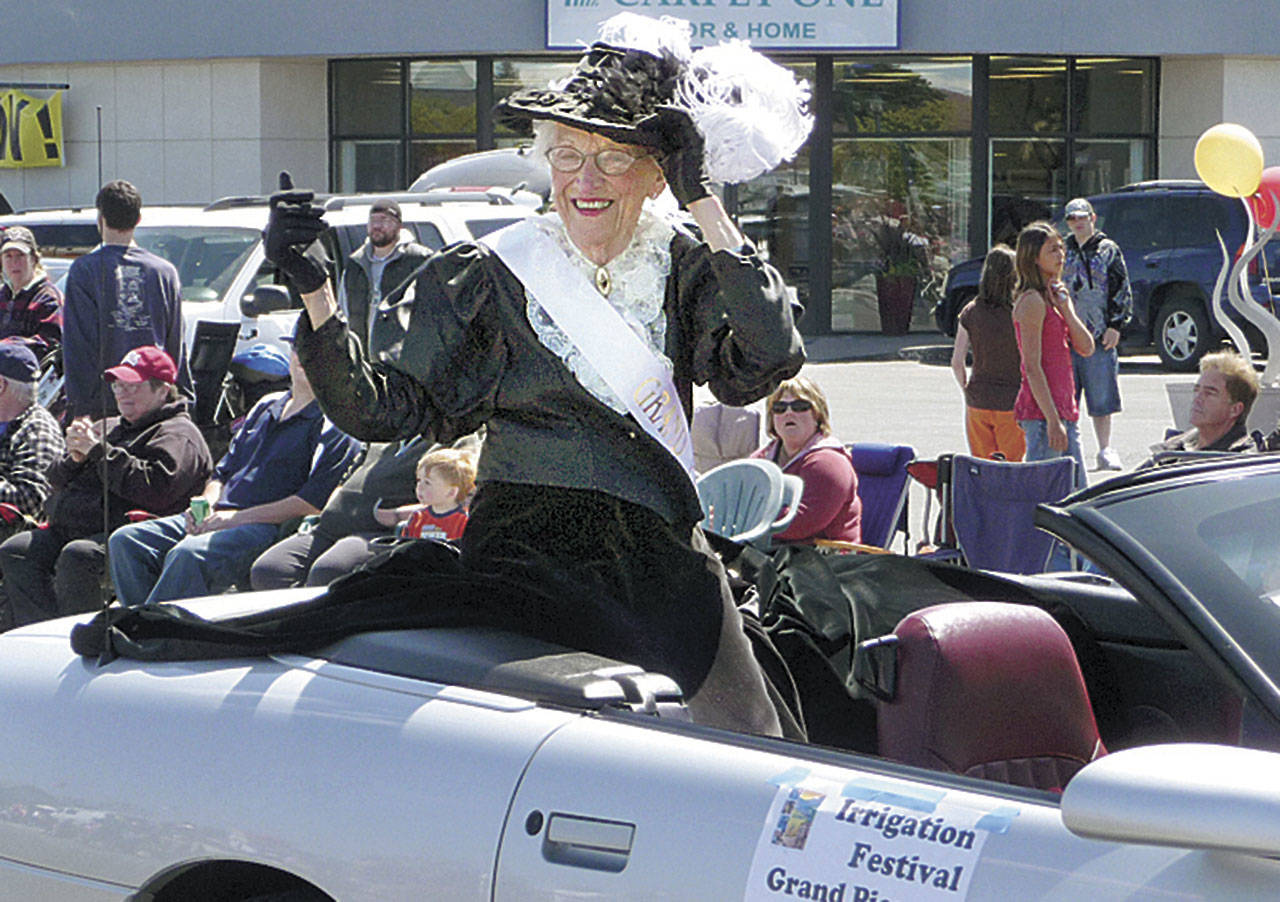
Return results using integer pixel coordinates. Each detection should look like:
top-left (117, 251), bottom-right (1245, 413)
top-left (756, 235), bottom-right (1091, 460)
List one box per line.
top-left (675, 40), bottom-right (813, 184)
top-left (597, 13), bottom-right (693, 63)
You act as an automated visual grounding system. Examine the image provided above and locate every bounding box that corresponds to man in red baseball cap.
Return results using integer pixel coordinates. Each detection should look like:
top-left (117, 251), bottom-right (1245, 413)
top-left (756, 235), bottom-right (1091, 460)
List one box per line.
top-left (0, 345), bottom-right (213, 628)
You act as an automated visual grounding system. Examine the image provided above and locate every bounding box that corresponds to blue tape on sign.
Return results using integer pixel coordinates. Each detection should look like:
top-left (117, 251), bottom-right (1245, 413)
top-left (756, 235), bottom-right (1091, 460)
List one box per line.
top-left (840, 777), bottom-right (945, 813)
top-left (974, 806), bottom-right (1020, 834)
top-left (766, 766), bottom-right (811, 787)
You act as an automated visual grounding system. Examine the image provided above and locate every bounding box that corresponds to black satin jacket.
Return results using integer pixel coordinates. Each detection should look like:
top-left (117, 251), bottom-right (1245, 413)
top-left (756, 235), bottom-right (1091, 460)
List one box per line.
top-left (295, 230), bottom-right (804, 527)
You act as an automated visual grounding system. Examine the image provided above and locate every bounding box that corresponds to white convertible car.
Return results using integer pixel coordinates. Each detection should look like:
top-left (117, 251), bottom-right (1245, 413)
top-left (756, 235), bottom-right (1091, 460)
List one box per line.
top-left (1, 455), bottom-right (1280, 900)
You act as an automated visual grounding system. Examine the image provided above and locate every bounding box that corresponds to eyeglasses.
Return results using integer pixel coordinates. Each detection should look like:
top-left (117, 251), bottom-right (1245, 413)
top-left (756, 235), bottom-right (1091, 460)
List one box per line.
top-left (771, 399), bottom-right (814, 414)
top-left (547, 146), bottom-right (647, 176)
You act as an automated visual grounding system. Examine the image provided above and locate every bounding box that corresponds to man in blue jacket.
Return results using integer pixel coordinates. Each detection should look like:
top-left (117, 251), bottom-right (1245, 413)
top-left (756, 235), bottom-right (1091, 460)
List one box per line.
top-left (107, 337), bottom-right (363, 605)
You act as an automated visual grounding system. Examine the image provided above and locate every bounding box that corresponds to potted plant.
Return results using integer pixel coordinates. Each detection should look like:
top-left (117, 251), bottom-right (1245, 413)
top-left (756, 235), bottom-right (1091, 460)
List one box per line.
top-left (869, 216), bottom-right (928, 335)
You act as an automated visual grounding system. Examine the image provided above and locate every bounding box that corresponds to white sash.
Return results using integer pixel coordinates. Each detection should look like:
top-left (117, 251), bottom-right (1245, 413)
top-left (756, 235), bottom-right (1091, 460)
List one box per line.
top-left (480, 220), bottom-right (696, 485)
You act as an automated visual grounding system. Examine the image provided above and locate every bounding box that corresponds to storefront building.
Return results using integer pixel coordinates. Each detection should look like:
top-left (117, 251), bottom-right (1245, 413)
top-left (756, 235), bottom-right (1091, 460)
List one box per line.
top-left (2, 1), bottom-right (1277, 334)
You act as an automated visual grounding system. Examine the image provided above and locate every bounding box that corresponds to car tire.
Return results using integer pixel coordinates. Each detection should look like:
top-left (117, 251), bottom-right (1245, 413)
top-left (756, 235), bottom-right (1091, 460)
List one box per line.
top-left (1156, 295), bottom-right (1211, 372)
top-left (240, 892), bottom-right (329, 902)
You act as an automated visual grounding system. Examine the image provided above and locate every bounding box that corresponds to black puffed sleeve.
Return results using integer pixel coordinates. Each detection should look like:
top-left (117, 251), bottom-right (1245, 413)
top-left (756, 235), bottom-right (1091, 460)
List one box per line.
top-left (295, 243), bottom-right (507, 445)
top-left (671, 235), bottom-right (805, 407)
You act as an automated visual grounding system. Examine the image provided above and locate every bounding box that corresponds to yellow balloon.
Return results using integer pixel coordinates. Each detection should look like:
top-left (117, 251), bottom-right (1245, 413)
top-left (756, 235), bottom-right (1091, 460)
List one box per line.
top-left (1195, 123), bottom-right (1264, 197)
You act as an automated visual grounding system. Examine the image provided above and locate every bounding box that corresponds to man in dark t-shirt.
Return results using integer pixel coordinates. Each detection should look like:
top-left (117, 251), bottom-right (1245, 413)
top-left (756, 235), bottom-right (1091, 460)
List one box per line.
top-left (62, 180), bottom-right (193, 418)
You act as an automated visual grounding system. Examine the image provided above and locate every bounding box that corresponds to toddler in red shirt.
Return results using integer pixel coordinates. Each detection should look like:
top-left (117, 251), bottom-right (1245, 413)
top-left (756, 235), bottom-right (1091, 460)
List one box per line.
top-left (374, 447), bottom-right (477, 541)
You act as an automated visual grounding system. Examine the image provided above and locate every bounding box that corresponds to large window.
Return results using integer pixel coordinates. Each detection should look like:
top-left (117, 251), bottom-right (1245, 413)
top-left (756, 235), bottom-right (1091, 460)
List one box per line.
top-left (989, 55), bottom-right (1156, 246)
top-left (828, 57), bottom-right (972, 331)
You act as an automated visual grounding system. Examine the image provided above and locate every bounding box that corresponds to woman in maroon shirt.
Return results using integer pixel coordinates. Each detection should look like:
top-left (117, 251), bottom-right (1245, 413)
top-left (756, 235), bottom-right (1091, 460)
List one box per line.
top-left (751, 375), bottom-right (861, 544)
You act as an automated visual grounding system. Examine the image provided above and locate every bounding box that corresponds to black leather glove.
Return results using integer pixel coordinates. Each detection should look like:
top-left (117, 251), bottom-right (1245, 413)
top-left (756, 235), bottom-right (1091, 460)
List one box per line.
top-left (640, 106), bottom-right (712, 208)
top-left (263, 171), bottom-right (330, 294)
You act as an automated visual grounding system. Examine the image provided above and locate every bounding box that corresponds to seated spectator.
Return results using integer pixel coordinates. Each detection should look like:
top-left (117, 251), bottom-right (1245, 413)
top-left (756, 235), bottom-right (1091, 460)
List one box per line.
top-left (750, 375), bottom-right (861, 544)
top-left (0, 346), bottom-right (211, 628)
top-left (0, 226), bottom-right (63, 356)
top-left (1150, 350), bottom-right (1260, 456)
top-left (107, 342), bottom-right (363, 605)
top-left (249, 439), bottom-right (422, 589)
top-left (250, 431), bottom-right (482, 589)
top-left (0, 343), bottom-right (65, 528)
top-left (374, 447), bottom-right (476, 541)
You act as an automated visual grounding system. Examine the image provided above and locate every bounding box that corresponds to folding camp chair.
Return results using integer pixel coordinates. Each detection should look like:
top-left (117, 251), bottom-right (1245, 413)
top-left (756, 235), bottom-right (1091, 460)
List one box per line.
top-left (848, 442), bottom-right (915, 551)
top-left (696, 458), bottom-right (803, 548)
top-left (944, 454), bottom-right (1078, 574)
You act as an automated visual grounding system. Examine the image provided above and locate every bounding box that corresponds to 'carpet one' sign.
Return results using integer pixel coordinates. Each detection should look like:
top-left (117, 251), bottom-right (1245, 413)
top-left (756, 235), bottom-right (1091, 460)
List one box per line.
top-left (547, 0), bottom-right (900, 50)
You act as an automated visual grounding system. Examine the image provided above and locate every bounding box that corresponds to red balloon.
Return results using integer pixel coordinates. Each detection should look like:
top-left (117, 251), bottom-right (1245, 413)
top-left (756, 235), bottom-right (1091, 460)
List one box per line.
top-left (1248, 166), bottom-right (1280, 228)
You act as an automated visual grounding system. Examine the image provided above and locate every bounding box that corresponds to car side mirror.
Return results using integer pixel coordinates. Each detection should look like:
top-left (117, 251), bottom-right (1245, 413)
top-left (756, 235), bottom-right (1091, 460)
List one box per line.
top-left (240, 284), bottom-right (293, 318)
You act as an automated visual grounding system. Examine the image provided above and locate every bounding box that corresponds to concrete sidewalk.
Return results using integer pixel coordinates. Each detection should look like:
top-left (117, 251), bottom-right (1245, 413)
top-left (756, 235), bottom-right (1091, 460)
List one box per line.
top-left (804, 330), bottom-right (951, 365)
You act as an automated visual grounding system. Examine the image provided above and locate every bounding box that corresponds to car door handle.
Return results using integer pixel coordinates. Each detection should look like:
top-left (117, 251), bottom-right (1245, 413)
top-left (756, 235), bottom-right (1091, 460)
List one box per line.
top-left (541, 813), bottom-right (635, 873)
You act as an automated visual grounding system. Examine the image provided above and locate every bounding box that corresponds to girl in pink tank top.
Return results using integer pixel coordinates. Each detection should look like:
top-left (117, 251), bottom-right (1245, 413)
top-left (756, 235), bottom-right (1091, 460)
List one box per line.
top-left (1011, 222), bottom-right (1095, 487)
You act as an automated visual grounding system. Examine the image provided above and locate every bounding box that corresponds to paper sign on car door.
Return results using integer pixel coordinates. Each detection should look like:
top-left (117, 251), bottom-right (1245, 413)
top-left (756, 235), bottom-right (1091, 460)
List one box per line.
top-left (746, 771), bottom-right (1009, 901)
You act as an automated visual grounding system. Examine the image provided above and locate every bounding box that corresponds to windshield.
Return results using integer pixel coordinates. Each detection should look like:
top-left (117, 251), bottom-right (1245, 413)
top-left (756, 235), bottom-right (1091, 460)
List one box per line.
top-left (1084, 463), bottom-right (1280, 690)
top-left (134, 226), bottom-right (259, 302)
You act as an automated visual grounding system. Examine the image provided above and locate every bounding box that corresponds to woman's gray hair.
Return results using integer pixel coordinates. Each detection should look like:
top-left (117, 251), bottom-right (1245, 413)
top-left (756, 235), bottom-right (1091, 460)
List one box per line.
top-left (1, 375), bottom-right (36, 406)
top-left (531, 121), bottom-right (557, 172)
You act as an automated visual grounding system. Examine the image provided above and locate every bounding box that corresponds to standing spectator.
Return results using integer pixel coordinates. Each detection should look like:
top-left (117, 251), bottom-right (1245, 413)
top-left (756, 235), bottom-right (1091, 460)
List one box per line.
top-left (0, 346), bottom-right (211, 628)
top-left (1063, 197), bottom-right (1132, 470)
top-left (108, 342), bottom-right (363, 606)
top-left (338, 200), bottom-right (431, 358)
top-left (0, 342), bottom-right (65, 523)
top-left (750, 376), bottom-right (861, 545)
top-left (1012, 222), bottom-right (1095, 488)
top-left (0, 226), bottom-right (63, 356)
top-left (62, 180), bottom-right (193, 418)
top-left (950, 245), bottom-right (1025, 461)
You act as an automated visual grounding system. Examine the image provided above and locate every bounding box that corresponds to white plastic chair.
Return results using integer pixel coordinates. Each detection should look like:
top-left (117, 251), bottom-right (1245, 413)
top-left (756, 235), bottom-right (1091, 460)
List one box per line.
top-left (696, 458), bottom-right (803, 547)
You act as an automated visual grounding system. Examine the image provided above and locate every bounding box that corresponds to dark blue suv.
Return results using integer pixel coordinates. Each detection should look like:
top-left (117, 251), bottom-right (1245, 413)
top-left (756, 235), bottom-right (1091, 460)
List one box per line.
top-left (934, 181), bottom-right (1280, 371)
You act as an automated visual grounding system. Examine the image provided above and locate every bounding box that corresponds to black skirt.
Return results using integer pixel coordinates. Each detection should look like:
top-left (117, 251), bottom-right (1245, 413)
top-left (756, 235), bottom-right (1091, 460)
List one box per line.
top-left (72, 482), bottom-right (728, 698)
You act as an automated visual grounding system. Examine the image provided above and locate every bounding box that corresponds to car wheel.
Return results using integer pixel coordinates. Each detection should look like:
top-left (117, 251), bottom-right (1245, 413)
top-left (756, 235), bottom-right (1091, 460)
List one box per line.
top-left (1156, 295), bottom-right (1211, 372)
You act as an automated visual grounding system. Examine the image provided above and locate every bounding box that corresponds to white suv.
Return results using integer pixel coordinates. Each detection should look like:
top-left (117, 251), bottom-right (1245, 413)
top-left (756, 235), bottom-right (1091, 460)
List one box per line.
top-left (0, 189), bottom-right (537, 357)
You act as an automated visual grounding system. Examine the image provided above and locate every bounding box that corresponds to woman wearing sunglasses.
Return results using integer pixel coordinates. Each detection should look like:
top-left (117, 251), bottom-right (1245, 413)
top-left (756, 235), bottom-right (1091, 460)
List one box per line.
top-left (751, 375), bottom-right (861, 545)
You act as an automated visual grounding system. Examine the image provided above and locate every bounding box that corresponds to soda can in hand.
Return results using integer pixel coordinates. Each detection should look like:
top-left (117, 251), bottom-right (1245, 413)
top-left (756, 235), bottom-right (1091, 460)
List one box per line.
top-left (190, 498), bottom-right (210, 525)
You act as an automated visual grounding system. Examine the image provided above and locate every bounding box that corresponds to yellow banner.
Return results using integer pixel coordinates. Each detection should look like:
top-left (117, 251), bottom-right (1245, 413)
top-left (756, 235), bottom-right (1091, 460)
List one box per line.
top-left (0, 90), bottom-right (64, 169)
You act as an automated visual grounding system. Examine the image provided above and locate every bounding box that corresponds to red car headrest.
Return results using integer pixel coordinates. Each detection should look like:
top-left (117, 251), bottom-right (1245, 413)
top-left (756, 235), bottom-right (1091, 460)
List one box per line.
top-left (877, 601), bottom-right (1105, 791)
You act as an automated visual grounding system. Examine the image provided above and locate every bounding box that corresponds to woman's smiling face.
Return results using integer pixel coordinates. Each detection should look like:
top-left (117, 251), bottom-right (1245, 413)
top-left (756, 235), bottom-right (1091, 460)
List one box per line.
top-left (549, 124), bottom-right (664, 264)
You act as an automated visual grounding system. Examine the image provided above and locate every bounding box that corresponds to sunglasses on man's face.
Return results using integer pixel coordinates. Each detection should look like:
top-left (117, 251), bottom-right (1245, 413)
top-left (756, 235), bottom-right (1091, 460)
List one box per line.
top-left (772, 399), bottom-right (814, 414)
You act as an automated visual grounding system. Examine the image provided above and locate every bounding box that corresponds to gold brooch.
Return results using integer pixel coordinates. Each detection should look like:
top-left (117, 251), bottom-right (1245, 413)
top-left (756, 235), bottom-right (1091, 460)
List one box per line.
top-left (594, 265), bottom-right (612, 296)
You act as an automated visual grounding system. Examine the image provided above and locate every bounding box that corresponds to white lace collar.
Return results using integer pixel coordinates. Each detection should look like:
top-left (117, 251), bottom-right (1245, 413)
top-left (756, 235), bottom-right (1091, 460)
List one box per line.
top-left (524, 208), bottom-right (676, 416)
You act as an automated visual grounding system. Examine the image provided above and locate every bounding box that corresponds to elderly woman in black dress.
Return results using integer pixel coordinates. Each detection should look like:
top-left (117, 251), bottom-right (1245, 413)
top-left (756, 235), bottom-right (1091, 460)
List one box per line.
top-left (267, 15), bottom-right (811, 735)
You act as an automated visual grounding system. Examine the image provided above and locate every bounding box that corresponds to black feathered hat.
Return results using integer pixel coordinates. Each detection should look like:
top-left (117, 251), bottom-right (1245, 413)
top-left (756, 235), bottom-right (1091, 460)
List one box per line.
top-left (496, 42), bottom-right (684, 149)
top-left (494, 13), bottom-right (813, 185)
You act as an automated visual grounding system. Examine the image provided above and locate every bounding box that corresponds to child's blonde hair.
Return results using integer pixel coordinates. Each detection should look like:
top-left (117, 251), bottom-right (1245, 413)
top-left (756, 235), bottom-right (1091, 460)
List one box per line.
top-left (416, 447), bottom-right (478, 502)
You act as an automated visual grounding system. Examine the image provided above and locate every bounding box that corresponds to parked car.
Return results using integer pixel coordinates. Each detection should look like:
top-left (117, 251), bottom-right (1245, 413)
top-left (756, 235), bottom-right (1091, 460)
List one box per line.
top-left (0, 191), bottom-right (537, 358)
top-left (409, 146), bottom-right (551, 204)
top-left (934, 181), bottom-right (1280, 371)
top-left (0, 454), bottom-right (1278, 899)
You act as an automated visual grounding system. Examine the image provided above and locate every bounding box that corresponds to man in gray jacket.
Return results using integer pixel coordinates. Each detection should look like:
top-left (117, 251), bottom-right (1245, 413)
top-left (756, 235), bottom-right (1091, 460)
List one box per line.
top-left (338, 200), bottom-right (431, 358)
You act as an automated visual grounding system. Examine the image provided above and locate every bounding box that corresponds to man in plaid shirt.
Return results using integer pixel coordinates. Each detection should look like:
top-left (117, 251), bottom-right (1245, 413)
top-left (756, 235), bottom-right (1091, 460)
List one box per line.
top-left (0, 342), bottom-right (64, 522)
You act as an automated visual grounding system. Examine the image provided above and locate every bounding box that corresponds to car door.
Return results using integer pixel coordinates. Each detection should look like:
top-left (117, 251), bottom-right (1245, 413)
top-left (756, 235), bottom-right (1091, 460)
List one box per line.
top-left (493, 716), bottom-right (1276, 900)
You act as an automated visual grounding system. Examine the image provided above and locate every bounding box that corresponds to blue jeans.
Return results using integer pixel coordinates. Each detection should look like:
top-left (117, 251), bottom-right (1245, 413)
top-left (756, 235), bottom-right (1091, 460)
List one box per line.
top-left (1019, 418), bottom-right (1087, 490)
top-left (1071, 346), bottom-right (1122, 417)
top-left (108, 513), bottom-right (280, 606)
